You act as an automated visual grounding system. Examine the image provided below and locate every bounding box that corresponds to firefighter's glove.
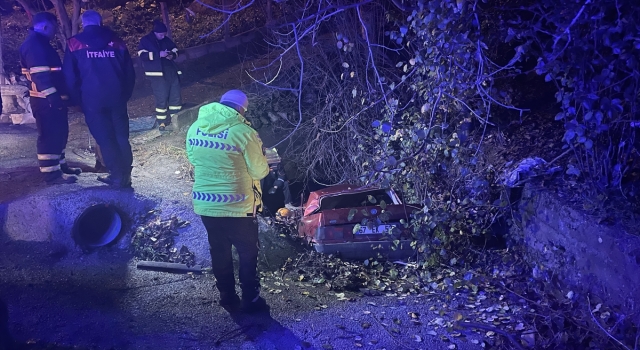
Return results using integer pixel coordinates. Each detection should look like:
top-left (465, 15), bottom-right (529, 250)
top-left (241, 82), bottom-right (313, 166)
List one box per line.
top-left (47, 94), bottom-right (65, 111)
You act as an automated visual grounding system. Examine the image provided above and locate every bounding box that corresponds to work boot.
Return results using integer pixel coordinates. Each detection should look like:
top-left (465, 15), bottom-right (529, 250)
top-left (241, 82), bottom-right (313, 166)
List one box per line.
top-left (120, 172), bottom-right (132, 189)
top-left (61, 163), bottom-right (82, 175)
top-left (97, 173), bottom-right (112, 184)
top-left (158, 118), bottom-right (172, 132)
top-left (94, 160), bottom-right (108, 173)
top-left (45, 171), bottom-right (77, 185)
top-left (241, 295), bottom-right (269, 314)
top-left (218, 291), bottom-right (241, 311)
top-left (97, 174), bottom-right (132, 188)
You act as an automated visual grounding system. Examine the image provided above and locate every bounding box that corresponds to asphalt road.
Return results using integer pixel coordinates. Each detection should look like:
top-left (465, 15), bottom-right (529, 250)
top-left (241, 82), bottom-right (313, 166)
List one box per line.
top-left (0, 116), bottom-right (487, 350)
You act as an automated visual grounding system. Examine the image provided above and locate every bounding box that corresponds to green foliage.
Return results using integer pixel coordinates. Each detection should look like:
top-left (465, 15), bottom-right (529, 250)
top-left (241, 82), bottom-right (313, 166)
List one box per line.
top-left (263, 0), bottom-right (638, 271)
top-left (261, 0), bottom-right (525, 267)
top-left (505, 0), bottom-right (639, 190)
top-left (357, 0), bottom-right (523, 265)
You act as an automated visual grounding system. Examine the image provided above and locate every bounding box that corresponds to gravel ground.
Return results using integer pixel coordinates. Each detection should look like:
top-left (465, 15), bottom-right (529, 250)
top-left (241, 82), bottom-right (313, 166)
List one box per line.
top-left (0, 116), bottom-right (492, 350)
top-left (0, 241), bottom-right (486, 350)
top-left (0, 48), bottom-right (511, 349)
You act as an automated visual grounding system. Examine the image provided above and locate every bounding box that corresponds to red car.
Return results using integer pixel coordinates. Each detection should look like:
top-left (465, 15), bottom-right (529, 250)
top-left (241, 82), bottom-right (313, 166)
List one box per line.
top-left (297, 185), bottom-right (419, 260)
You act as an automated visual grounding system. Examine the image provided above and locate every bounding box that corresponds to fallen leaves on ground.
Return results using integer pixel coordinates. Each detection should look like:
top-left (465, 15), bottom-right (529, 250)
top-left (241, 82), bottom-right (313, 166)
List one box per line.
top-left (256, 222), bottom-right (636, 350)
top-left (131, 210), bottom-right (196, 267)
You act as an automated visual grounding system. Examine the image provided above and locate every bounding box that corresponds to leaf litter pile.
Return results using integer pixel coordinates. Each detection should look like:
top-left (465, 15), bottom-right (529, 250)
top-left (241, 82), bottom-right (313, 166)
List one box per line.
top-left (131, 210), bottom-right (196, 267)
top-left (259, 232), bottom-right (638, 350)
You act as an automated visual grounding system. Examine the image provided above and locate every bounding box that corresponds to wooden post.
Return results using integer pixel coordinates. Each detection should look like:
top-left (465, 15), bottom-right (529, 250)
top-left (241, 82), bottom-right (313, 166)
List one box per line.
top-left (160, 2), bottom-right (172, 38)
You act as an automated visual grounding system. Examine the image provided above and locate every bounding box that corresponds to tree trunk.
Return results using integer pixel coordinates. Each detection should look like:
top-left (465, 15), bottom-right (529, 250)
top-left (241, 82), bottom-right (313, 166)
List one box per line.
top-left (160, 2), bottom-right (172, 38)
top-left (266, 0), bottom-right (272, 26)
top-left (0, 19), bottom-right (5, 84)
top-left (15, 0), bottom-right (35, 23)
top-left (51, 0), bottom-right (72, 41)
top-left (71, 0), bottom-right (82, 36)
top-left (223, 0), bottom-right (231, 40)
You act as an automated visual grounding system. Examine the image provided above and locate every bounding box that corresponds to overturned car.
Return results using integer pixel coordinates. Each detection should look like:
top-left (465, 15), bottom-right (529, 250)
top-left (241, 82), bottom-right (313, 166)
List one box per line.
top-left (297, 185), bottom-right (419, 260)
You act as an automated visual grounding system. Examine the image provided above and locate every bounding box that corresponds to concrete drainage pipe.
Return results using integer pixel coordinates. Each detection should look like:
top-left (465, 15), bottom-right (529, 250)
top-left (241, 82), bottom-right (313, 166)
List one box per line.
top-left (72, 204), bottom-right (122, 248)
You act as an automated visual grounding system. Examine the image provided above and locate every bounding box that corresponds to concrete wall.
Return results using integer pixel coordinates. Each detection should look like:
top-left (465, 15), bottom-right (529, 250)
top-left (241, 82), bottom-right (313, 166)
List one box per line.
top-left (132, 28), bottom-right (263, 78)
top-left (0, 186), bottom-right (156, 249)
top-left (513, 183), bottom-right (640, 323)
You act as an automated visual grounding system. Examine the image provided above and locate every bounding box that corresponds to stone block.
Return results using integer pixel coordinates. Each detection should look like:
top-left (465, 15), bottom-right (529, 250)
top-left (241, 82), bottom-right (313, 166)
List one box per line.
top-left (514, 183), bottom-right (640, 323)
top-left (0, 184), bottom-right (155, 249)
top-left (10, 113), bottom-right (35, 125)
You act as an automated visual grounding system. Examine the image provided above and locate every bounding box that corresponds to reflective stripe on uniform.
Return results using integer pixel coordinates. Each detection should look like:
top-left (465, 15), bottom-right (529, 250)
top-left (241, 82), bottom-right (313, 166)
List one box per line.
top-left (155, 108), bottom-right (167, 113)
top-left (187, 139), bottom-right (242, 153)
top-left (145, 71), bottom-right (163, 76)
top-left (37, 154), bottom-right (60, 160)
top-left (137, 49), bottom-right (148, 56)
top-left (29, 87), bottom-right (57, 98)
top-left (169, 106), bottom-right (181, 119)
top-left (192, 191), bottom-right (247, 203)
top-left (40, 165), bottom-right (61, 173)
top-left (29, 66), bottom-right (61, 73)
top-left (21, 68), bottom-right (32, 81)
top-left (177, 71), bottom-right (182, 75)
top-left (156, 115), bottom-right (167, 120)
top-left (29, 67), bottom-right (49, 73)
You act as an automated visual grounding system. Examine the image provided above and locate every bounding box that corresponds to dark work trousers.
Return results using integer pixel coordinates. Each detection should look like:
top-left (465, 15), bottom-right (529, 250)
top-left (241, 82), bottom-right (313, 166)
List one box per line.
top-left (150, 71), bottom-right (181, 125)
top-left (201, 216), bottom-right (261, 301)
top-left (82, 103), bottom-right (133, 182)
top-left (31, 98), bottom-right (69, 180)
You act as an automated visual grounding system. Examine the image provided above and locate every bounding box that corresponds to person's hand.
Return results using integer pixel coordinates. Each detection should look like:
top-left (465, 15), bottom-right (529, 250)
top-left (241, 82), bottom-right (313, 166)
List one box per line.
top-left (159, 50), bottom-right (169, 58)
top-left (46, 94), bottom-right (65, 111)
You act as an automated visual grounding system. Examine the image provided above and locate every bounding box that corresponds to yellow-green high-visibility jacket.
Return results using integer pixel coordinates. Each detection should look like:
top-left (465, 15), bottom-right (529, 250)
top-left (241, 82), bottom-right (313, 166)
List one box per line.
top-left (186, 102), bottom-right (269, 217)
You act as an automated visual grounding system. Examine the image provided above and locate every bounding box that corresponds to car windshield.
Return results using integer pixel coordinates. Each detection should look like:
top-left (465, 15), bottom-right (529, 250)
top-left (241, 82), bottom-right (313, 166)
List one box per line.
top-left (318, 189), bottom-right (393, 212)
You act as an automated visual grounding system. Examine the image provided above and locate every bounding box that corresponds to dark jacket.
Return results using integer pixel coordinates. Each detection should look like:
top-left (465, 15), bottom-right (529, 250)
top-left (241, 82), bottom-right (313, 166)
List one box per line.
top-left (63, 25), bottom-right (136, 107)
top-left (138, 32), bottom-right (181, 77)
top-left (19, 31), bottom-right (69, 104)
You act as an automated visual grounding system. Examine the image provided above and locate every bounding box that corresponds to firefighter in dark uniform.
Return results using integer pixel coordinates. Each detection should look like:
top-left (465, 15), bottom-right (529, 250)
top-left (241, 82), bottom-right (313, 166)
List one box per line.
top-left (63, 10), bottom-right (136, 188)
top-left (20, 12), bottom-right (81, 184)
top-left (138, 20), bottom-right (182, 131)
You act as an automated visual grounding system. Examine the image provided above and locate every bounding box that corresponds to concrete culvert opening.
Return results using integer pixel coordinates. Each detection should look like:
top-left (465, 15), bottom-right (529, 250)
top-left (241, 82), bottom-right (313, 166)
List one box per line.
top-left (72, 204), bottom-right (123, 248)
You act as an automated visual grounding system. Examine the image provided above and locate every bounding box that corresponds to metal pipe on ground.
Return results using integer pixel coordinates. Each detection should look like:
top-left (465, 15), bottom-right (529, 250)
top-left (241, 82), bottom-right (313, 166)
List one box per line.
top-left (72, 204), bottom-right (122, 248)
top-left (136, 261), bottom-right (202, 274)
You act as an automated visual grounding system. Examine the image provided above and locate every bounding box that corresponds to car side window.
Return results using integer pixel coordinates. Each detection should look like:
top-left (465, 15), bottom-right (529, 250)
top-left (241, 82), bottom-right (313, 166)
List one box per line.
top-left (319, 190), bottom-right (393, 211)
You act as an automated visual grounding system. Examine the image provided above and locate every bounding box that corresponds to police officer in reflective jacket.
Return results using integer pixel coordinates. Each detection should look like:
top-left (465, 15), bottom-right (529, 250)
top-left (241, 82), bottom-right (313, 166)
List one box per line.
top-left (63, 10), bottom-right (136, 188)
top-left (138, 19), bottom-right (182, 131)
top-left (20, 12), bottom-right (81, 184)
